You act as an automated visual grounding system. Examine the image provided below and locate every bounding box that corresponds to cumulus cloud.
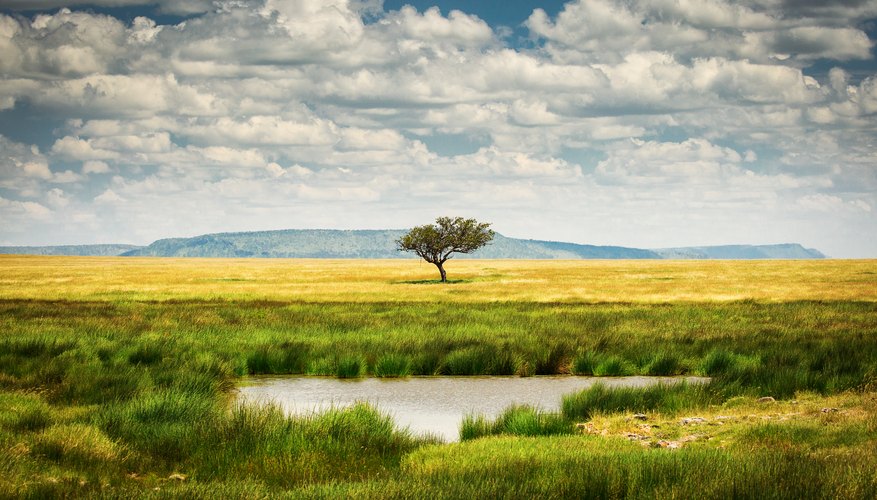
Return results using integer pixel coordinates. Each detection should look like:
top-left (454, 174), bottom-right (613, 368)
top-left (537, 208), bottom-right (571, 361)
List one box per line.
top-left (0, 195), bottom-right (52, 220)
top-left (82, 160), bottom-right (112, 174)
top-left (51, 136), bottom-right (121, 160)
top-left (0, 136), bottom-right (55, 194)
top-left (93, 188), bottom-right (124, 203)
top-left (527, 0), bottom-right (874, 65)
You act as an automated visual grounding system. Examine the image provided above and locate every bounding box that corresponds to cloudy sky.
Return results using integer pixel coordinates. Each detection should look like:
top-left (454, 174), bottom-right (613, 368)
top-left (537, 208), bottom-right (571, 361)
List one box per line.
top-left (0, 0), bottom-right (875, 256)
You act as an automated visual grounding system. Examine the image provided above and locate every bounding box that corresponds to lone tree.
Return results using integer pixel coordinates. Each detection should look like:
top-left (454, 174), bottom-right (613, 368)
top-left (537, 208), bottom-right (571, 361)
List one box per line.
top-left (397, 216), bottom-right (495, 282)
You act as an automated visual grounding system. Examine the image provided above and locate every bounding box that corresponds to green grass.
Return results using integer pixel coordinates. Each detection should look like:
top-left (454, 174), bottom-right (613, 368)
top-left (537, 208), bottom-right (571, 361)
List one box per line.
top-left (460, 405), bottom-right (573, 440)
top-left (296, 434), bottom-right (877, 499)
top-left (562, 382), bottom-right (716, 421)
top-left (2, 299), bottom-right (875, 392)
top-left (373, 354), bottom-right (412, 378)
top-left (1, 258), bottom-right (876, 497)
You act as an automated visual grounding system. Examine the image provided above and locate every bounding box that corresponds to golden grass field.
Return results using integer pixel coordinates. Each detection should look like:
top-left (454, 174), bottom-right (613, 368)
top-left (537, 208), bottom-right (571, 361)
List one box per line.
top-left (2, 255), bottom-right (876, 303)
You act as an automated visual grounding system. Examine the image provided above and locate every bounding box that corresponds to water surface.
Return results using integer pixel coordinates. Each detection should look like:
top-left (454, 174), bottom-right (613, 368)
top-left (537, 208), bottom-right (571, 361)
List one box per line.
top-left (238, 375), bottom-right (707, 442)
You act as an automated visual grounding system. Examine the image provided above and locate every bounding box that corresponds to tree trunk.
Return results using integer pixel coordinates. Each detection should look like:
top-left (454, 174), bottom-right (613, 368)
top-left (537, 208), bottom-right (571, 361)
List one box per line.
top-left (436, 262), bottom-right (447, 282)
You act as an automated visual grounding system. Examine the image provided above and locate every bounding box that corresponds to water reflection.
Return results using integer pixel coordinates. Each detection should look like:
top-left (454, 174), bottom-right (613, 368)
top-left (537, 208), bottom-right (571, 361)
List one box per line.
top-left (238, 375), bottom-right (708, 442)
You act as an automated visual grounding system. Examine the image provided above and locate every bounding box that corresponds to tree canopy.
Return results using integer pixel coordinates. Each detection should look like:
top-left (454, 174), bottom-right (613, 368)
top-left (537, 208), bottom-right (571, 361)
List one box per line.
top-left (396, 217), bottom-right (495, 282)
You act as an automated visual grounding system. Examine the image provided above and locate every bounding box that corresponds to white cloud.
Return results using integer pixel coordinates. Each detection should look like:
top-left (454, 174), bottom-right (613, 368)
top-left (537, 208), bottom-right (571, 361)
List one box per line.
top-left (193, 146), bottom-right (268, 167)
top-left (185, 116), bottom-right (338, 146)
top-left (1, 136), bottom-right (54, 192)
top-left (51, 136), bottom-right (121, 160)
top-left (388, 6), bottom-right (493, 46)
top-left (510, 100), bottom-right (561, 126)
top-left (94, 188), bottom-right (124, 204)
top-left (527, 0), bottom-right (873, 65)
top-left (338, 128), bottom-right (409, 151)
top-left (796, 193), bottom-right (873, 213)
top-left (446, 147), bottom-right (583, 179)
top-left (45, 188), bottom-right (69, 208)
top-left (51, 170), bottom-right (83, 183)
top-left (744, 26), bottom-right (873, 61)
top-left (23, 74), bottom-right (223, 117)
top-left (129, 16), bottom-right (162, 44)
top-left (91, 133), bottom-right (173, 154)
top-left (0, 195), bottom-right (52, 220)
top-left (82, 160), bottom-right (111, 174)
top-left (22, 161), bottom-right (53, 180)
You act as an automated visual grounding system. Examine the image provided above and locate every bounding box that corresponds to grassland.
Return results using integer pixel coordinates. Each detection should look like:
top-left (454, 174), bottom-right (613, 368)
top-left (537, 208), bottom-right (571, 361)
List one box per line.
top-left (1, 255), bottom-right (876, 497)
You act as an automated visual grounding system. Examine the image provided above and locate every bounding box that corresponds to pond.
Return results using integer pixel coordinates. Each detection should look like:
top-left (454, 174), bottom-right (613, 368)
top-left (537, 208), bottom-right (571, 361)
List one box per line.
top-left (238, 375), bottom-right (708, 442)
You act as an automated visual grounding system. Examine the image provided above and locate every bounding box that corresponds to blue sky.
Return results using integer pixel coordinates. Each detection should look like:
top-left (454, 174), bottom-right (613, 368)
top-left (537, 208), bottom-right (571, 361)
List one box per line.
top-left (0, 1), bottom-right (876, 256)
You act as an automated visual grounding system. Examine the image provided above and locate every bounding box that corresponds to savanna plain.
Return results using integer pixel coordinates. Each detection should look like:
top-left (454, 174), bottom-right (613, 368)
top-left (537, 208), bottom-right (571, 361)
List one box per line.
top-left (1, 256), bottom-right (876, 498)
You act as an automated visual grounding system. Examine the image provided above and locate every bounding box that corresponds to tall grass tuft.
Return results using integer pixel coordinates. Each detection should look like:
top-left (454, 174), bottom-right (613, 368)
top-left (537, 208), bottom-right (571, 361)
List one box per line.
top-left (562, 382), bottom-right (714, 421)
top-left (702, 349), bottom-right (739, 375)
top-left (96, 388), bottom-right (218, 464)
top-left (442, 347), bottom-right (491, 375)
top-left (11, 403), bottom-right (53, 432)
top-left (646, 352), bottom-right (685, 375)
top-left (336, 355), bottom-right (365, 378)
top-left (246, 343), bottom-right (309, 374)
top-left (33, 423), bottom-right (125, 466)
top-left (571, 351), bottom-right (600, 375)
top-left (593, 356), bottom-right (635, 376)
top-left (534, 343), bottom-right (570, 375)
top-left (460, 405), bottom-right (572, 440)
top-left (127, 343), bottom-right (164, 366)
top-left (373, 354), bottom-right (411, 378)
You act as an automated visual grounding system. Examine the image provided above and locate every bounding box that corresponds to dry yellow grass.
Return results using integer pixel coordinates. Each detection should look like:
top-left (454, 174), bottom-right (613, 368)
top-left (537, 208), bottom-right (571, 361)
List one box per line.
top-left (1, 255), bottom-right (875, 303)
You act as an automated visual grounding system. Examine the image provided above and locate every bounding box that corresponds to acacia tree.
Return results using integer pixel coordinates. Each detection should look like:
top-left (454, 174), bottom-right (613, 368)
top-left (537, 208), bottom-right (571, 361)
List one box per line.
top-left (397, 216), bottom-right (495, 282)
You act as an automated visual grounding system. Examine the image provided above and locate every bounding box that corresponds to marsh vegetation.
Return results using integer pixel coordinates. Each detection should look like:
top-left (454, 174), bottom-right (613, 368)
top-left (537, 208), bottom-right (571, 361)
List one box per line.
top-left (1, 256), bottom-right (875, 497)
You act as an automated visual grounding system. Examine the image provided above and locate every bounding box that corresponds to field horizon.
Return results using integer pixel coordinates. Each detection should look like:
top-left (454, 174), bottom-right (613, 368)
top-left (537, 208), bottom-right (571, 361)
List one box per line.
top-left (2, 255), bottom-right (874, 303)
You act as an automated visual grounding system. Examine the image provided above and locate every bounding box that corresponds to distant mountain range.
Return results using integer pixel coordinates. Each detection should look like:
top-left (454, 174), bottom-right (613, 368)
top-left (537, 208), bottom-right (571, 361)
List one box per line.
top-left (0, 229), bottom-right (826, 259)
top-left (0, 244), bottom-right (142, 256)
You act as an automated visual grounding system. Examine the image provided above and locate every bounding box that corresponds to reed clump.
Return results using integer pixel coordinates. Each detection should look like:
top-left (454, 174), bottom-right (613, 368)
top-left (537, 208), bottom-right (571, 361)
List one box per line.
top-left (460, 405), bottom-right (572, 440)
top-left (562, 382), bottom-right (716, 421)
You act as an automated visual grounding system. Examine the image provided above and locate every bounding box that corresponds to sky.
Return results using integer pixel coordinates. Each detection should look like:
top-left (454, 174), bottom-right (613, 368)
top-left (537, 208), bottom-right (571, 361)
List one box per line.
top-left (0, 1), bottom-right (875, 257)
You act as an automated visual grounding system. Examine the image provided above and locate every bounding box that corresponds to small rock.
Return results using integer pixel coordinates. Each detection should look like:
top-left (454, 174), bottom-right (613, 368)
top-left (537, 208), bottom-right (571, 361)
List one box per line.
top-left (168, 473), bottom-right (187, 482)
top-left (624, 432), bottom-right (648, 441)
top-left (681, 417), bottom-right (706, 425)
top-left (656, 440), bottom-right (680, 449)
top-left (678, 434), bottom-right (702, 443)
top-left (820, 407), bottom-right (839, 413)
top-left (757, 396), bottom-right (776, 403)
top-left (577, 422), bottom-right (601, 435)
top-left (633, 413), bottom-right (647, 420)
